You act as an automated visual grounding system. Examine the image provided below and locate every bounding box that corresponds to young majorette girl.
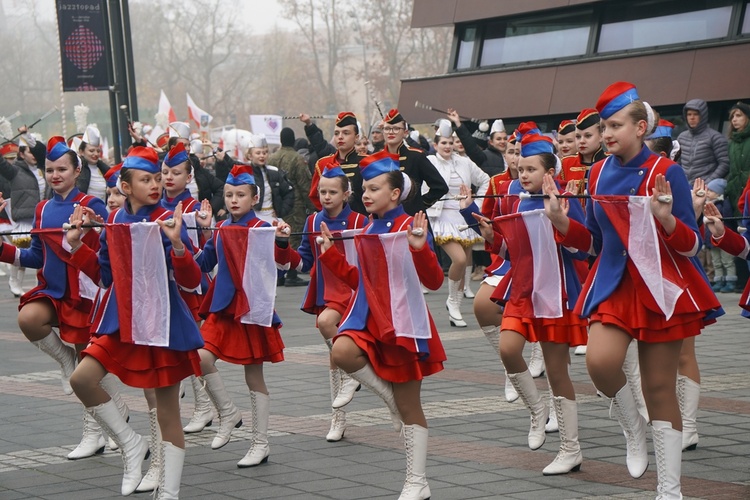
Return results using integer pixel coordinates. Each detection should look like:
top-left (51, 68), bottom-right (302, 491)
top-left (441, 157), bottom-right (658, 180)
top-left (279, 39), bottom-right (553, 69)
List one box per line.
top-left (465, 129), bottom-right (588, 475)
top-left (195, 164), bottom-right (300, 468)
top-left (427, 120), bottom-right (489, 328)
top-left (0, 138), bottom-right (134, 463)
top-left (463, 131), bottom-right (518, 402)
top-left (319, 150), bottom-right (446, 500)
top-left (65, 146), bottom-right (205, 498)
top-left (160, 142), bottom-right (215, 436)
top-left (543, 82), bottom-right (721, 499)
top-left (296, 165), bottom-right (367, 441)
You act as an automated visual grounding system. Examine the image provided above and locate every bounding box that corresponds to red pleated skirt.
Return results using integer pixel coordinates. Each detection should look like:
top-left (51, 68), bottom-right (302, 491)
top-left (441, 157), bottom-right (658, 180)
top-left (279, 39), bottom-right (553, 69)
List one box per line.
top-left (337, 316), bottom-right (446, 384)
top-left (83, 333), bottom-right (201, 388)
top-left (201, 312), bottom-right (284, 365)
top-left (501, 308), bottom-right (588, 347)
top-left (20, 292), bottom-right (92, 345)
top-left (589, 272), bottom-right (704, 343)
top-left (179, 291), bottom-right (202, 322)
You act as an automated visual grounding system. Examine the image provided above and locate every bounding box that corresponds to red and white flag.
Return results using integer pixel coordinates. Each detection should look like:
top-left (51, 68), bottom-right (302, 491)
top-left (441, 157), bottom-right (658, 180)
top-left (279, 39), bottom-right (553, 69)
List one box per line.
top-left (356, 232), bottom-right (431, 340)
top-left (219, 226), bottom-right (277, 326)
top-left (108, 223), bottom-right (171, 346)
top-left (596, 195), bottom-right (683, 319)
top-left (158, 90), bottom-right (177, 123)
top-left (494, 209), bottom-right (562, 318)
top-left (186, 93), bottom-right (213, 128)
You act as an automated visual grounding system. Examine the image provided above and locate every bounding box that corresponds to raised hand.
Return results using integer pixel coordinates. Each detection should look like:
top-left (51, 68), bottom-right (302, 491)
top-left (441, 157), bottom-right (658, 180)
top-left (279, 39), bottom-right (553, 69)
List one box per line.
top-left (273, 220), bottom-right (292, 239)
top-left (458, 184), bottom-right (473, 210)
top-left (407, 211), bottom-right (428, 250)
top-left (318, 221), bottom-right (334, 253)
top-left (542, 174), bottom-right (570, 234)
top-left (158, 201), bottom-right (185, 251)
top-left (703, 202), bottom-right (726, 238)
top-left (471, 212), bottom-right (494, 243)
top-left (446, 108), bottom-right (461, 127)
top-left (196, 199), bottom-right (213, 228)
top-left (0, 192), bottom-right (6, 214)
top-left (565, 179), bottom-right (580, 196)
top-left (650, 174), bottom-right (676, 233)
top-left (691, 177), bottom-right (707, 219)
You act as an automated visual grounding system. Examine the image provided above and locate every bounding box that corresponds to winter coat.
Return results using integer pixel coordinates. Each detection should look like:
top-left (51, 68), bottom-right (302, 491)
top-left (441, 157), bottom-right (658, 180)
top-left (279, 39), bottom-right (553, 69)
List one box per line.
top-left (724, 123), bottom-right (750, 213)
top-left (76, 159), bottom-right (109, 195)
top-left (189, 154), bottom-right (225, 215)
top-left (0, 156), bottom-right (44, 221)
top-left (677, 99), bottom-right (729, 183)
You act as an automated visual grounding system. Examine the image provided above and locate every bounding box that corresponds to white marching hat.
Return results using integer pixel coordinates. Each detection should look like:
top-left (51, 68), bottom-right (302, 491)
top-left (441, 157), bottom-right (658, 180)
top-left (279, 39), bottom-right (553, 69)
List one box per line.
top-left (169, 121), bottom-right (191, 139)
top-left (490, 119), bottom-right (505, 134)
top-left (82, 125), bottom-right (101, 147)
top-left (435, 119), bottom-right (453, 139)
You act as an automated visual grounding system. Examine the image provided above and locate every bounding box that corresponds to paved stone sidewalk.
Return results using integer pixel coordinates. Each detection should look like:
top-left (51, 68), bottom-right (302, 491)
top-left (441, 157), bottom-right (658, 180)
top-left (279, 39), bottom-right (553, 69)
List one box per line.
top-left (0, 273), bottom-right (748, 499)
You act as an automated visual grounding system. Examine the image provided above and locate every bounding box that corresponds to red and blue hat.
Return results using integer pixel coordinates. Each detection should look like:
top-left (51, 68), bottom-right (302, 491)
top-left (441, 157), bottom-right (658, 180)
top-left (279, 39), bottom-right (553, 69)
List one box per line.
top-left (647, 119), bottom-right (675, 140)
top-left (575, 109), bottom-right (600, 130)
top-left (596, 81), bottom-right (640, 119)
top-left (321, 165), bottom-right (346, 178)
top-left (46, 136), bottom-right (73, 161)
top-left (104, 163), bottom-right (122, 188)
top-left (507, 130), bottom-right (518, 144)
top-left (164, 142), bottom-right (189, 168)
top-left (520, 133), bottom-right (555, 157)
top-left (557, 120), bottom-right (576, 136)
top-left (515, 121), bottom-right (541, 144)
top-left (123, 146), bottom-right (159, 173)
top-left (226, 164), bottom-right (256, 186)
top-left (359, 150), bottom-right (400, 181)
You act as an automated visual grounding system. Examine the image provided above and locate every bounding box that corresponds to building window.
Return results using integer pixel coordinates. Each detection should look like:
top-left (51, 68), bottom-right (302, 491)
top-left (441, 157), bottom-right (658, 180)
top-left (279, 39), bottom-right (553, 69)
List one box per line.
top-left (598, 5), bottom-right (733, 53)
top-left (479, 13), bottom-right (592, 67)
top-left (743, 2), bottom-right (750, 34)
top-left (455, 27), bottom-right (477, 70)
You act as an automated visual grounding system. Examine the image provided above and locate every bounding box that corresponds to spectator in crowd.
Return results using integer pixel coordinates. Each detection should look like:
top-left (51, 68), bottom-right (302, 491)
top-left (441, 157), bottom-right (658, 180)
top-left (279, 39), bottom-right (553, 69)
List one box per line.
top-left (677, 99), bottom-right (729, 183)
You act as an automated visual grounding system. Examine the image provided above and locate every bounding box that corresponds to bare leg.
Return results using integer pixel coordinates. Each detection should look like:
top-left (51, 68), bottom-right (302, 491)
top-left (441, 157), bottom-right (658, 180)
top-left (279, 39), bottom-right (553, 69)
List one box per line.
top-left (473, 283), bottom-right (502, 328)
top-left (585, 322), bottom-right (631, 397)
top-left (441, 241), bottom-right (467, 282)
top-left (639, 339), bottom-right (683, 430)
top-left (244, 363), bottom-right (268, 394)
top-left (318, 308), bottom-right (342, 369)
top-left (393, 380), bottom-right (426, 427)
top-left (70, 356), bottom-right (110, 407)
top-left (678, 336), bottom-right (699, 382)
top-left (198, 348), bottom-right (219, 376)
top-left (331, 335), bottom-right (368, 373)
top-left (155, 384), bottom-right (184, 448)
top-left (499, 329), bottom-right (528, 374)
top-left (18, 299), bottom-right (56, 342)
top-left (540, 342), bottom-right (574, 400)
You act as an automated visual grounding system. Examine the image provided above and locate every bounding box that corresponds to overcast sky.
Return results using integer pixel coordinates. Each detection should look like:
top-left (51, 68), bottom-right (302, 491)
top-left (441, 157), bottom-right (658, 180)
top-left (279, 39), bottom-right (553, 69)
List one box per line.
top-left (3, 0), bottom-right (295, 34)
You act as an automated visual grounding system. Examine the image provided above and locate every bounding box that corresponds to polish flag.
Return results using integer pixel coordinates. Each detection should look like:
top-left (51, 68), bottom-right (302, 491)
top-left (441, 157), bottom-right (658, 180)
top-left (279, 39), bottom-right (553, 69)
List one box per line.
top-left (108, 223), bottom-right (171, 346)
top-left (219, 226), bottom-right (277, 326)
top-left (159, 90), bottom-right (177, 123)
top-left (187, 93), bottom-right (213, 128)
top-left (493, 209), bottom-right (562, 318)
top-left (596, 195), bottom-right (683, 319)
top-left (356, 231), bottom-right (431, 342)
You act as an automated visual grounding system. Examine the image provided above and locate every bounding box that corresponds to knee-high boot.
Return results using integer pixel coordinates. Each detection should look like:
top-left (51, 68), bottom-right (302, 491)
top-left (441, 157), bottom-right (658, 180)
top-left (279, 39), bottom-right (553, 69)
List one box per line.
top-left (677, 375), bottom-right (699, 451)
top-left (136, 408), bottom-right (161, 492)
top-left (652, 420), bottom-right (683, 500)
top-left (398, 424), bottom-right (431, 500)
top-left (32, 332), bottom-right (76, 395)
top-left (348, 363), bottom-right (402, 432)
top-left (154, 442), bottom-right (185, 500)
top-left (446, 279), bottom-right (466, 327)
top-left (100, 373), bottom-right (130, 451)
top-left (237, 391), bottom-right (270, 467)
top-left (327, 369), bottom-right (346, 442)
top-left (203, 372), bottom-right (243, 449)
top-left (507, 370), bottom-right (548, 450)
top-left (607, 384), bottom-right (649, 478)
top-left (183, 375), bottom-right (215, 433)
top-left (67, 406), bottom-right (106, 460)
top-left (542, 397), bottom-right (582, 475)
top-left (87, 400), bottom-right (149, 496)
top-left (480, 325), bottom-right (518, 402)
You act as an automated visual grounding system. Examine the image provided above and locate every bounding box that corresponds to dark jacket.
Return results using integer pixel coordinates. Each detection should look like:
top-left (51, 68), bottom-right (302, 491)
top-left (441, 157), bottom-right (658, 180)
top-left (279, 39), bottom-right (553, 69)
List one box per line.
top-left (253, 163), bottom-right (295, 218)
top-left (677, 99), bottom-right (730, 183)
top-left (189, 154), bottom-right (225, 215)
top-left (725, 123), bottom-right (750, 213)
top-left (453, 123), bottom-right (505, 177)
top-left (0, 156), bottom-right (45, 221)
top-left (394, 143), bottom-right (449, 216)
top-left (77, 159), bottom-right (109, 195)
top-left (304, 122), bottom-right (336, 175)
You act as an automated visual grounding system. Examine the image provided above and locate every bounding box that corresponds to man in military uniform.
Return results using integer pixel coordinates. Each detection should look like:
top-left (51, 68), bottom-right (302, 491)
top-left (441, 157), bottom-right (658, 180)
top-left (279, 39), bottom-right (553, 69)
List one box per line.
top-left (307, 112), bottom-right (366, 215)
top-left (381, 108), bottom-right (448, 216)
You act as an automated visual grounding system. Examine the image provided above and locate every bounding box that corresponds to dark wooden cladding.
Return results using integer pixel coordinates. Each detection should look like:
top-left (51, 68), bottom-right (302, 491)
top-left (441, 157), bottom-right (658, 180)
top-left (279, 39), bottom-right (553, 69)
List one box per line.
top-left (398, 45), bottom-right (750, 123)
top-left (412, 0), bottom-right (603, 28)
